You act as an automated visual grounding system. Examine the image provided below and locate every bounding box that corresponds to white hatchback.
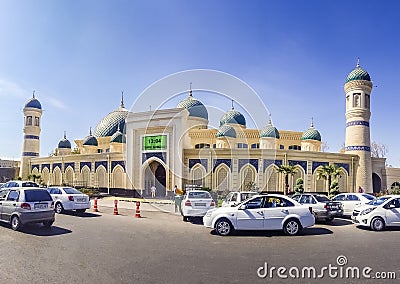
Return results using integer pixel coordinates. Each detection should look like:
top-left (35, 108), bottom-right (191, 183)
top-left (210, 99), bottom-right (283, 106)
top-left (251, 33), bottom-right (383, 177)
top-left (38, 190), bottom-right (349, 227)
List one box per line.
top-left (47, 187), bottom-right (91, 213)
top-left (180, 190), bottom-right (215, 221)
top-left (352, 195), bottom-right (400, 231)
top-left (203, 194), bottom-right (315, 236)
top-left (331, 193), bottom-right (375, 216)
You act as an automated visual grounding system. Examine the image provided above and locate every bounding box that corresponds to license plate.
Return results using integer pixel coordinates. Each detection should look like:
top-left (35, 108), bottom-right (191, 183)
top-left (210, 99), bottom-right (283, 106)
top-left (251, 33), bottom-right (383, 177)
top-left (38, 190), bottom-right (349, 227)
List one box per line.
top-left (34, 203), bottom-right (48, 209)
top-left (77, 198), bottom-right (86, 202)
top-left (330, 206), bottom-right (338, 210)
top-left (195, 203), bottom-right (206, 207)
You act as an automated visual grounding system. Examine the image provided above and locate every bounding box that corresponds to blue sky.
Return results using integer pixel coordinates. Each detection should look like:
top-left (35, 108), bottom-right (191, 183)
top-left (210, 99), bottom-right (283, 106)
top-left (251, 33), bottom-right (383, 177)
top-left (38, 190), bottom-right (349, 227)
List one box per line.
top-left (1, 0), bottom-right (399, 166)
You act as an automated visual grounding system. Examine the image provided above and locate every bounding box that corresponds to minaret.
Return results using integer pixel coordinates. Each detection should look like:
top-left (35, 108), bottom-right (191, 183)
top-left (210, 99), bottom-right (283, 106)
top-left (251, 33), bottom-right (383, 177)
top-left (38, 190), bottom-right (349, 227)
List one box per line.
top-left (344, 59), bottom-right (373, 193)
top-left (20, 92), bottom-right (42, 179)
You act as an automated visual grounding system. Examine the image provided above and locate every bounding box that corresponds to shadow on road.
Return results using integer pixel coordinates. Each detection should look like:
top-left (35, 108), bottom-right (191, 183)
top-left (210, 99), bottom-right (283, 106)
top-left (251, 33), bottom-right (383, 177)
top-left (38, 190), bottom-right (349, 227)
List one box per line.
top-left (356, 225), bottom-right (400, 232)
top-left (20, 224), bottom-right (72, 236)
top-left (61, 211), bottom-right (101, 218)
top-left (317, 218), bottom-right (353, 226)
top-left (210, 227), bottom-right (333, 237)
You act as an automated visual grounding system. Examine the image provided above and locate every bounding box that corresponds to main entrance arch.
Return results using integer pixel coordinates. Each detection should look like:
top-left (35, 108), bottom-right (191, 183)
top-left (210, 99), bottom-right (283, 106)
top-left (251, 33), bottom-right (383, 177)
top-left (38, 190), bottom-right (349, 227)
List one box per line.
top-left (372, 173), bottom-right (381, 194)
top-left (143, 160), bottom-right (166, 197)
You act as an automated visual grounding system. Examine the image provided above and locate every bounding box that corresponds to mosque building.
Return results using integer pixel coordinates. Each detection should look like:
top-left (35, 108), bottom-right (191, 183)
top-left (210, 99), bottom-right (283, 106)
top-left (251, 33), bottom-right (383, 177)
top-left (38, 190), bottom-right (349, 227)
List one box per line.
top-left (19, 64), bottom-right (400, 196)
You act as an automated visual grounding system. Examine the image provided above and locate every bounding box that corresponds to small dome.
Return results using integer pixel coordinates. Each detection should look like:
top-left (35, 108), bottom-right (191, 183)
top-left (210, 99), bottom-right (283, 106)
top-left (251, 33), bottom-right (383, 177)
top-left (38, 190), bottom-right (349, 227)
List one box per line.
top-left (176, 90), bottom-right (208, 120)
top-left (220, 109), bottom-right (246, 127)
top-left (302, 123), bottom-right (321, 141)
top-left (83, 128), bottom-right (98, 146)
top-left (260, 120), bottom-right (280, 138)
top-left (110, 130), bottom-right (126, 144)
top-left (58, 133), bottom-right (71, 149)
top-left (93, 96), bottom-right (128, 137)
top-left (25, 94), bottom-right (42, 110)
top-left (216, 124), bottom-right (236, 138)
top-left (346, 61), bottom-right (371, 83)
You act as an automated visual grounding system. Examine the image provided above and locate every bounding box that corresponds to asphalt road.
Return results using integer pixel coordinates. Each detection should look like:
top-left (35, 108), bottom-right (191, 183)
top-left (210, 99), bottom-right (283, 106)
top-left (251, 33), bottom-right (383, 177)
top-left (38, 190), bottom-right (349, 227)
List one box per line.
top-left (0, 205), bottom-right (399, 284)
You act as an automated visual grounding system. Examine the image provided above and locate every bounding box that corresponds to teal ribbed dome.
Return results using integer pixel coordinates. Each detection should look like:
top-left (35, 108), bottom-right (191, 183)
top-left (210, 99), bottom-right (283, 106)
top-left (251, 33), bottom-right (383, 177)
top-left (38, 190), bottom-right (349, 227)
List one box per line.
top-left (93, 105), bottom-right (128, 137)
top-left (176, 91), bottom-right (208, 120)
top-left (83, 128), bottom-right (98, 146)
top-left (110, 130), bottom-right (126, 144)
top-left (302, 124), bottom-right (321, 141)
top-left (220, 109), bottom-right (246, 127)
top-left (260, 121), bottom-right (280, 138)
top-left (216, 124), bottom-right (236, 138)
top-left (346, 63), bottom-right (371, 83)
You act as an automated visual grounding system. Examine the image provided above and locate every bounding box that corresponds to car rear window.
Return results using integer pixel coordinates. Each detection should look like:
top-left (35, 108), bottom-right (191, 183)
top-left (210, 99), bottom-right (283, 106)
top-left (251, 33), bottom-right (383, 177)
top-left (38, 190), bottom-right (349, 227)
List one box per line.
top-left (188, 191), bottom-right (211, 199)
top-left (315, 195), bottom-right (330, 202)
top-left (63, 187), bottom-right (83, 194)
top-left (24, 189), bottom-right (53, 202)
top-left (362, 194), bottom-right (375, 201)
top-left (21, 182), bottom-right (39, 187)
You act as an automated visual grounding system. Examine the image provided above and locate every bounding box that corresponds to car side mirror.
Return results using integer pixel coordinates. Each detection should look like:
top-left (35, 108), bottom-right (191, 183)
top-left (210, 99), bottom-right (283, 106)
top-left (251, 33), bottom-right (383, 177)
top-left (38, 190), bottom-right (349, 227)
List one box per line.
top-left (239, 204), bottom-right (246, 210)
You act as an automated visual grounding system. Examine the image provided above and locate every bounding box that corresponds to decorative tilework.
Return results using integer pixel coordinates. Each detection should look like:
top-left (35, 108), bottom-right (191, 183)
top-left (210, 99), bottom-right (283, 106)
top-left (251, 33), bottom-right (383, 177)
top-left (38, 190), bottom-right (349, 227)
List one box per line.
top-left (23, 152), bottom-right (39, 157)
top-left (189, 159), bottom-right (208, 171)
top-left (288, 160), bottom-right (307, 171)
top-left (336, 163), bottom-right (350, 175)
top-left (31, 164), bottom-right (39, 172)
top-left (80, 162), bottom-right (92, 171)
top-left (263, 159), bottom-right (282, 170)
top-left (345, 146), bottom-right (371, 152)
top-left (64, 162), bottom-right (75, 170)
top-left (95, 161), bottom-right (108, 171)
top-left (52, 163), bottom-right (62, 171)
top-left (238, 159), bottom-right (259, 171)
top-left (346, 121), bottom-right (369, 127)
top-left (42, 164), bottom-right (50, 171)
top-left (24, 135), bottom-right (39, 140)
top-left (142, 152), bottom-right (166, 164)
top-left (111, 161), bottom-right (125, 171)
top-left (312, 161), bottom-right (329, 174)
top-left (213, 159), bottom-right (232, 172)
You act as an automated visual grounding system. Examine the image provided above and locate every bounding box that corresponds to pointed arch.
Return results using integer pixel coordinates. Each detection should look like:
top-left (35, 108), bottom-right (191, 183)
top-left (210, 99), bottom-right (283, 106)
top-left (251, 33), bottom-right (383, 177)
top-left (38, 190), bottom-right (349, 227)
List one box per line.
top-left (32, 168), bottom-right (39, 176)
top-left (80, 166), bottom-right (90, 188)
top-left (190, 164), bottom-right (206, 187)
top-left (112, 165), bottom-right (125, 189)
top-left (290, 165), bottom-right (305, 192)
top-left (96, 165), bottom-right (107, 189)
top-left (338, 167), bottom-right (349, 193)
top-left (264, 165), bottom-right (278, 192)
top-left (239, 164), bottom-right (257, 191)
top-left (41, 167), bottom-right (50, 186)
top-left (313, 166), bottom-right (326, 192)
top-left (53, 167), bottom-right (62, 186)
top-left (215, 164), bottom-right (230, 193)
top-left (64, 166), bottom-right (74, 186)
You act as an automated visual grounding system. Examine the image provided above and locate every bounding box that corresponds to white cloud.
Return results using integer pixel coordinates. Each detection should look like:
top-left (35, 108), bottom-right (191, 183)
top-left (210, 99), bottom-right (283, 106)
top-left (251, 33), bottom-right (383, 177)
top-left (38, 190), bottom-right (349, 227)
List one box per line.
top-left (0, 78), bottom-right (29, 98)
top-left (43, 96), bottom-right (67, 110)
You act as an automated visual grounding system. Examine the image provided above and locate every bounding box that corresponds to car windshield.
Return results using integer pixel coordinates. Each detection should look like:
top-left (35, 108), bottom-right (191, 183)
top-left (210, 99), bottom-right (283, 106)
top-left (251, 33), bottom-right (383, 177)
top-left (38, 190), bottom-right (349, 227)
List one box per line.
top-left (188, 191), bottom-right (211, 199)
top-left (367, 197), bottom-right (390, 206)
top-left (362, 194), bottom-right (375, 201)
top-left (63, 187), bottom-right (83, 194)
top-left (240, 192), bottom-right (257, 201)
top-left (315, 195), bottom-right (330, 202)
top-left (24, 189), bottom-right (52, 202)
top-left (21, 182), bottom-right (39, 187)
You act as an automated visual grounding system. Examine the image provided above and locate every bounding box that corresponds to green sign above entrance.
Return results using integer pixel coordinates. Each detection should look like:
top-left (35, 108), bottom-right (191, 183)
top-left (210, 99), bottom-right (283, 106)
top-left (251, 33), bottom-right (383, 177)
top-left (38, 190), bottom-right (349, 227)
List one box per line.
top-left (143, 135), bottom-right (167, 151)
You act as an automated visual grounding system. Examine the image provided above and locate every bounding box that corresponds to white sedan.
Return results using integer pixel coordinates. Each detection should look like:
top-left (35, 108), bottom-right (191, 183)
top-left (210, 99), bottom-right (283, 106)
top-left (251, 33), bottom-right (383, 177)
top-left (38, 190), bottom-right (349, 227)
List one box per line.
top-left (352, 195), bottom-right (400, 231)
top-left (180, 190), bottom-right (215, 221)
top-left (203, 194), bottom-right (315, 236)
top-left (331, 193), bottom-right (375, 216)
top-left (47, 187), bottom-right (91, 213)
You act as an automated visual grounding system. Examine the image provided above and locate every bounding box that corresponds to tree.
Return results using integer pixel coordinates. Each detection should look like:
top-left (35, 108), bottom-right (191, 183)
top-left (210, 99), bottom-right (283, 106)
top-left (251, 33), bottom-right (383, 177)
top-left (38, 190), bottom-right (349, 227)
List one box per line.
top-left (294, 178), bottom-right (304, 194)
top-left (316, 164), bottom-right (343, 194)
top-left (275, 165), bottom-right (298, 195)
top-left (370, 141), bottom-right (388, 158)
top-left (245, 181), bottom-right (259, 192)
top-left (329, 179), bottom-right (340, 197)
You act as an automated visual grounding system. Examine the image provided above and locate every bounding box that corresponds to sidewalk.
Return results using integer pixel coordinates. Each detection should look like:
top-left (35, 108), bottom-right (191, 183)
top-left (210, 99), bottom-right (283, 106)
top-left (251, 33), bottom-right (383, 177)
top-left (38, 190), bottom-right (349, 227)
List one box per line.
top-left (92, 196), bottom-right (178, 213)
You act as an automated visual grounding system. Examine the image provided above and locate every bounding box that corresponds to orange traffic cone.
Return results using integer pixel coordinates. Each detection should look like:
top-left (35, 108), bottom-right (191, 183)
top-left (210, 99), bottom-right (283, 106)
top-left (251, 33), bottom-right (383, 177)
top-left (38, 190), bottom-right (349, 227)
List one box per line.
top-left (93, 197), bottom-right (99, 212)
top-left (135, 201), bottom-right (141, 218)
top-left (113, 199), bottom-right (119, 215)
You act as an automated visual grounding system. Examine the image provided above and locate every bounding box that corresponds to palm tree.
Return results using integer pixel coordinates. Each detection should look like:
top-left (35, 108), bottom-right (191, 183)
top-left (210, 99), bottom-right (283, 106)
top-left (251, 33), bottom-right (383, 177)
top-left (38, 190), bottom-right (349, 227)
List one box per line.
top-left (275, 165), bottom-right (298, 195)
top-left (316, 164), bottom-right (343, 194)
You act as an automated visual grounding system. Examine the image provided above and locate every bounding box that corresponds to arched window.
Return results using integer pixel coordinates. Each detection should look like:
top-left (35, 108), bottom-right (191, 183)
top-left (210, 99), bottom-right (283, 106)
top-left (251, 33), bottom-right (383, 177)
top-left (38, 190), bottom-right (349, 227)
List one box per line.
top-left (65, 166), bottom-right (74, 186)
top-left (112, 166), bottom-right (124, 188)
top-left (216, 166), bottom-right (230, 193)
top-left (96, 166), bottom-right (107, 188)
top-left (53, 167), bottom-right (62, 186)
top-left (195, 143), bottom-right (210, 149)
top-left (240, 165), bottom-right (256, 190)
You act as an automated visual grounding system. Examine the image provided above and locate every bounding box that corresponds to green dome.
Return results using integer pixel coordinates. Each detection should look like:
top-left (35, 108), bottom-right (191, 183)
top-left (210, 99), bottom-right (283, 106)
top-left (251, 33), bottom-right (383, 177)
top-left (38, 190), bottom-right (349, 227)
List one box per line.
top-left (176, 91), bottom-right (208, 120)
top-left (110, 130), bottom-right (126, 144)
top-left (260, 120), bottom-right (280, 138)
top-left (93, 105), bottom-right (128, 137)
top-left (346, 64), bottom-right (371, 83)
top-left (216, 124), bottom-right (236, 138)
top-left (220, 109), bottom-right (246, 127)
top-left (301, 124), bottom-right (321, 141)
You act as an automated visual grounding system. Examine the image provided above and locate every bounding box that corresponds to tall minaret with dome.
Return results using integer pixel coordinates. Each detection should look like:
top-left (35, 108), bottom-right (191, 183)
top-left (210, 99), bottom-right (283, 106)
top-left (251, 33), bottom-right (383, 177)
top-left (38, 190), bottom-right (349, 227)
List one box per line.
top-left (344, 60), bottom-right (373, 192)
top-left (20, 92), bottom-right (42, 179)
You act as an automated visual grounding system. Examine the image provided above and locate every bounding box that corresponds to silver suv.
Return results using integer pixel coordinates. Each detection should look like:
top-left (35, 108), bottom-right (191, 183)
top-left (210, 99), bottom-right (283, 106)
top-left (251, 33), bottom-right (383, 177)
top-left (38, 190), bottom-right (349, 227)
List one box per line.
top-left (0, 188), bottom-right (55, 231)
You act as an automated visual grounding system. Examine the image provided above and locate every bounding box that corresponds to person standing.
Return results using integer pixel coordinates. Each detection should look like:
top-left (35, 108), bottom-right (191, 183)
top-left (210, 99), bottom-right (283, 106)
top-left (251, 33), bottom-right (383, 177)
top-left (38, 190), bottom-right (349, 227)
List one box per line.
top-left (151, 185), bottom-right (156, 198)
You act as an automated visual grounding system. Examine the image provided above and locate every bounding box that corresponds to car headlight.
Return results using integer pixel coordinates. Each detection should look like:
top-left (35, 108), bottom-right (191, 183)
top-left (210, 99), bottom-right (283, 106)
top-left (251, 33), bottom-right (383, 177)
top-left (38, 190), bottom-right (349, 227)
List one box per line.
top-left (205, 210), bottom-right (213, 217)
top-left (360, 207), bottom-right (376, 215)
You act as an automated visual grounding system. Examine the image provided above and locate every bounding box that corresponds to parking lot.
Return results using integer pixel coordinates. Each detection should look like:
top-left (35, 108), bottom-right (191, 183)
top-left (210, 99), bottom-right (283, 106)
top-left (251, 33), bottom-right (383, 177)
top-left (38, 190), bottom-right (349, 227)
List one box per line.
top-left (0, 199), bottom-right (399, 284)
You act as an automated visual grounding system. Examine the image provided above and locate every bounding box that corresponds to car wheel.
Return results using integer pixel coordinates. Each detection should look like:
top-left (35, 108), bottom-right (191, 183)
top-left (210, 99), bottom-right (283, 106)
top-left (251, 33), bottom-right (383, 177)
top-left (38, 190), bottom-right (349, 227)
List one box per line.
top-left (370, 217), bottom-right (385, 231)
top-left (283, 218), bottom-right (301, 236)
top-left (43, 220), bottom-right (54, 228)
top-left (325, 217), bottom-right (334, 222)
top-left (76, 209), bottom-right (86, 213)
top-left (182, 215), bottom-right (189, 222)
top-left (55, 202), bottom-right (64, 214)
top-left (11, 216), bottom-right (21, 231)
top-left (215, 218), bottom-right (233, 236)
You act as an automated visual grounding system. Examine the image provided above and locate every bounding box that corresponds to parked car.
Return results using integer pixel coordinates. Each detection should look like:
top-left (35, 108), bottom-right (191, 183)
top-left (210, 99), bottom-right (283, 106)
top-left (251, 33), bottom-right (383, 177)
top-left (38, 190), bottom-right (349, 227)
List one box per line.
top-left (180, 190), bottom-right (215, 221)
top-left (351, 195), bottom-right (400, 231)
top-left (331, 193), bottom-right (375, 216)
top-left (203, 194), bottom-right (315, 236)
top-left (47, 187), bottom-right (91, 213)
top-left (0, 180), bottom-right (39, 189)
top-left (0, 187), bottom-right (55, 231)
top-left (291, 193), bottom-right (343, 222)
top-left (221, 191), bottom-right (258, 207)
